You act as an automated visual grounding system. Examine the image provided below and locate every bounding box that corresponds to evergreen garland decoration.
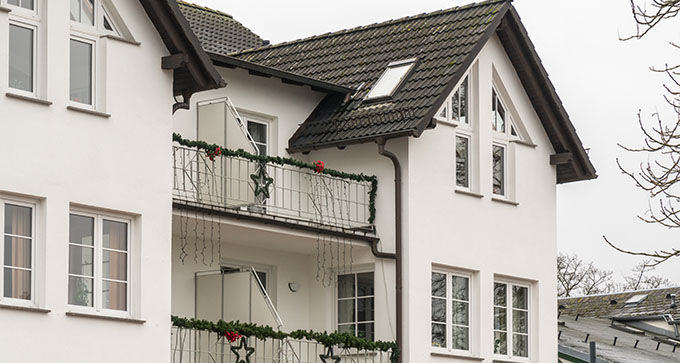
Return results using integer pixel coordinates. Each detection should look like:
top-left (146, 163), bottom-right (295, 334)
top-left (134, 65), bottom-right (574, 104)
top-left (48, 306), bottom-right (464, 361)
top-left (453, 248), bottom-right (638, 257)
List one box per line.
top-left (171, 316), bottom-right (399, 362)
top-left (173, 133), bottom-right (378, 224)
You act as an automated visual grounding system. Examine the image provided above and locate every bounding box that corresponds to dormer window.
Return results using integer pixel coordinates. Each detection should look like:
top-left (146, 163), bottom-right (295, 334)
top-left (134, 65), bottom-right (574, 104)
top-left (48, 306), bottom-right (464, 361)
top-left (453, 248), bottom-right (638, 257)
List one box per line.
top-left (366, 59), bottom-right (416, 100)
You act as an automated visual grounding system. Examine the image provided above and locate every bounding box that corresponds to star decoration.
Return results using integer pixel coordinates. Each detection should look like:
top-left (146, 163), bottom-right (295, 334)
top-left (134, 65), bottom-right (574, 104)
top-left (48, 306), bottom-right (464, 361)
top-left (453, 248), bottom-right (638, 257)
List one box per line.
top-left (319, 346), bottom-right (341, 363)
top-left (250, 163), bottom-right (274, 199)
top-left (230, 337), bottom-right (255, 363)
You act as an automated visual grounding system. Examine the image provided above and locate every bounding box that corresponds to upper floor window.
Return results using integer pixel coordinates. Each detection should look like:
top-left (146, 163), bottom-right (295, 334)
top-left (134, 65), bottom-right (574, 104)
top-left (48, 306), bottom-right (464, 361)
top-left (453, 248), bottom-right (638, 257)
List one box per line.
top-left (492, 88), bottom-right (522, 139)
top-left (432, 271), bottom-right (471, 352)
top-left (452, 76), bottom-right (469, 125)
top-left (247, 120), bottom-right (268, 156)
top-left (70, 0), bottom-right (94, 26)
top-left (456, 136), bottom-right (470, 189)
top-left (1, 199), bottom-right (34, 303)
top-left (492, 144), bottom-right (505, 196)
top-left (7, 0), bottom-right (33, 10)
top-left (366, 59), bottom-right (416, 100)
top-left (69, 38), bottom-right (94, 106)
top-left (68, 211), bottom-right (130, 313)
top-left (493, 282), bottom-right (529, 359)
top-left (337, 272), bottom-right (374, 340)
top-left (8, 23), bottom-right (35, 94)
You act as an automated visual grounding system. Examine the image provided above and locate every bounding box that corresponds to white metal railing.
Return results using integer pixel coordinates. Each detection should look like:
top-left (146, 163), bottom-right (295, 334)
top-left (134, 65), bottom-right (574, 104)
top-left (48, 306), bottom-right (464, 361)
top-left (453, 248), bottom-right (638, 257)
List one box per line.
top-left (172, 145), bottom-right (374, 229)
top-left (170, 327), bottom-right (394, 363)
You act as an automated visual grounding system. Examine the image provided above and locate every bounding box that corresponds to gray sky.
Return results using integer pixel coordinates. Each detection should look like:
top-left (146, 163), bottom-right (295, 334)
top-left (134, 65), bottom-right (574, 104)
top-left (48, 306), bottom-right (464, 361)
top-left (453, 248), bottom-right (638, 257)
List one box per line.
top-left (190, 0), bottom-right (680, 284)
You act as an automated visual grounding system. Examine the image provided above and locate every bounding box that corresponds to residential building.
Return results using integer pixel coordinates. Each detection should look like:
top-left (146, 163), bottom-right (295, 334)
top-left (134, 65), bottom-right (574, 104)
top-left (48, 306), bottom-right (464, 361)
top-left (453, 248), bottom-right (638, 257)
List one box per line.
top-left (558, 287), bottom-right (680, 362)
top-left (0, 0), bottom-right (595, 362)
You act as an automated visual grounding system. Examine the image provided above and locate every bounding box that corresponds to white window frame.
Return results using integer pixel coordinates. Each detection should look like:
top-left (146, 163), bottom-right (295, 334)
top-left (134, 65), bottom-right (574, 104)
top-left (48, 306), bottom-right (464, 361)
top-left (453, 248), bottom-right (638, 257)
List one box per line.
top-left (4, 0), bottom-right (37, 14)
top-left (365, 58), bottom-right (417, 100)
top-left (335, 269), bottom-right (375, 340)
top-left (493, 280), bottom-right (531, 361)
top-left (7, 19), bottom-right (37, 97)
top-left (68, 209), bottom-right (131, 318)
top-left (431, 269), bottom-right (473, 355)
top-left (492, 142), bottom-right (507, 197)
top-left (68, 34), bottom-right (96, 108)
top-left (246, 118), bottom-right (269, 156)
top-left (70, 0), bottom-right (96, 29)
top-left (0, 197), bottom-right (36, 307)
top-left (6, 0), bottom-right (40, 98)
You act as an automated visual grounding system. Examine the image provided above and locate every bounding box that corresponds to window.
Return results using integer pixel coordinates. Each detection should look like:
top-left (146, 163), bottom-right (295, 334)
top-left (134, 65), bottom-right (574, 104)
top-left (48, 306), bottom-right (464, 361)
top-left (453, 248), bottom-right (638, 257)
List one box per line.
top-left (452, 77), bottom-right (469, 124)
top-left (70, 0), bottom-right (94, 25)
top-left (1, 201), bottom-right (34, 302)
top-left (456, 136), bottom-right (470, 188)
top-left (431, 271), bottom-right (470, 352)
top-left (222, 265), bottom-right (268, 294)
top-left (366, 59), bottom-right (416, 100)
top-left (492, 89), bottom-right (506, 133)
top-left (247, 120), bottom-right (268, 156)
top-left (492, 144), bottom-right (505, 196)
top-left (494, 282), bottom-right (529, 359)
top-left (8, 23), bottom-right (35, 93)
top-left (337, 272), bottom-right (374, 340)
top-left (7, 0), bottom-right (34, 10)
top-left (69, 38), bottom-right (94, 105)
top-left (69, 212), bottom-right (129, 312)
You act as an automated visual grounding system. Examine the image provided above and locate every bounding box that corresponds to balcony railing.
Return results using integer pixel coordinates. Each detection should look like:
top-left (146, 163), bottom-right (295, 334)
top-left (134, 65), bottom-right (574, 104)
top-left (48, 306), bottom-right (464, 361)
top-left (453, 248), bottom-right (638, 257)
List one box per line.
top-left (172, 140), bottom-right (376, 231)
top-left (171, 324), bottom-right (396, 363)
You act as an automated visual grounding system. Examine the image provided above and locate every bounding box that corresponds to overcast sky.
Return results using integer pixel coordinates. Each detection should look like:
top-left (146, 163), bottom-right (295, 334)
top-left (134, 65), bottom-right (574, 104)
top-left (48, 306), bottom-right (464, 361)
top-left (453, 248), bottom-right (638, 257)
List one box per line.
top-left (190, 0), bottom-right (680, 285)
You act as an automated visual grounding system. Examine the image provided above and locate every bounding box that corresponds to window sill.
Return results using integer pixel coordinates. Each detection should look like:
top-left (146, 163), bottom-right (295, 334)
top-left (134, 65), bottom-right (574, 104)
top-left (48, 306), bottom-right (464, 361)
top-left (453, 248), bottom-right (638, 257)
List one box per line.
top-left (6, 92), bottom-right (52, 106)
top-left (492, 359), bottom-right (530, 363)
top-left (510, 139), bottom-right (538, 148)
top-left (431, 351), bottom-right (484, 360)
top-left (455, 189), bottom-right (483, 198)
top-left (67, 105), bottom-right (111, 118)
top-left (66, 311), bottom-right (145, 324)
top-left (0, 5), bottom-right (11, 12)
top-left (435, 118), bottom-right (458, 128)
top-left (0, 303), bottom-right (50, 314)
top-left (492, 197), bottom-right (519, 206)
top-left (101, 34), bottom-right (141, 46)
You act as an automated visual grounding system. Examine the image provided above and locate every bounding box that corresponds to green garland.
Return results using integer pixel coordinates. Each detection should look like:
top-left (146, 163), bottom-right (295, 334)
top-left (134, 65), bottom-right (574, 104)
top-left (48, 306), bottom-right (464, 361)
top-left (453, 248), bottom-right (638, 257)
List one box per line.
top-left (171, 316), bottom-right (399, 362)
top-left (173, 133), bottom-right (378, 224)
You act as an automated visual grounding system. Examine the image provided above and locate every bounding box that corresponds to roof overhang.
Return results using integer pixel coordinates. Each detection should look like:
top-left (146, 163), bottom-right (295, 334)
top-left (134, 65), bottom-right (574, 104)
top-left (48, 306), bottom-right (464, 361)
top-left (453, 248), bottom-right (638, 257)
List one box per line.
top-left (139, 0), bottom-right (225, 112)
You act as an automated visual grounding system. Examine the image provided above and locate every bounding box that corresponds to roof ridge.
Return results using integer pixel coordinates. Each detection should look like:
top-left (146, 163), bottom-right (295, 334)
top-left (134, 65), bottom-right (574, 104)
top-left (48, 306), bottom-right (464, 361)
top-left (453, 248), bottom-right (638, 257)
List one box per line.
top-left (559, 286), bottom-right (680, 300)
top-left (177, 0), bottom-right (234, 19)
top-left (232, 0), bottom-right (509, 56)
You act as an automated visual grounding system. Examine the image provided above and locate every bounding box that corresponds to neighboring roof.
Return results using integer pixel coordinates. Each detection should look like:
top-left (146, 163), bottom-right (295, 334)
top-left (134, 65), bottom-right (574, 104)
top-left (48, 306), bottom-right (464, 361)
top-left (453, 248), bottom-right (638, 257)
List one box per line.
top-left (558, 316), bottom-right (680, 363)
top-left (139, 0), bottom-right (224, 109)
top-left (559, 287), bottom-right (680, 321)
top-left (177, 1), bottom-right (265, 54)
top-left (231, 0), bottom-right (596, 183)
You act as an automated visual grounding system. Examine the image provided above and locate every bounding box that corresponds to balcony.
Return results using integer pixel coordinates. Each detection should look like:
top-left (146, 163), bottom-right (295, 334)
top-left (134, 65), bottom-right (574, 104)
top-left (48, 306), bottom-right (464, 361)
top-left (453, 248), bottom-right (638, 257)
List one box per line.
top-left (172, 137), bottom-right (377, 235)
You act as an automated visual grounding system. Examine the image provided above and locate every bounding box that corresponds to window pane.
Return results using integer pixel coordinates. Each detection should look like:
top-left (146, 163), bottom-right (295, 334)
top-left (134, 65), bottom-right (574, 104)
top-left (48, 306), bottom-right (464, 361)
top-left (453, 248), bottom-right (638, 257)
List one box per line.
top-left (492, 89), bottom-right (497, 130)
top-left (255, 271), bottom-right (267, 292)
top-left (513, 334), bottom-right (528, 357)
top-left (3, 268), bottom-right (30, 299)
top-left (497, 102), bottom-right (506, 133)
top-left (69, 245), bottom-right (94, 276)
top-left (338, 324), bottom-right (355, 335)
top-left (455, 136), bottom-right (469, 188)
top-left (452, 301), bottom-right (468, 325)
top-left (367, 63), bottom-right (413, 99)
top-left (69, 39), bottom-right (93, 105)
top-left (451, 90), bottom-right (460, 121)
top-left (452, 326), bottom-right (469, 351)
top-left (512, 286), bottom-right (528, 310)
top-left (494, 283), bottom-right (507, 306)
top-left (338, 274), bottom-right (355, 298)
top-left (431, 272), bottom-right (446, 297)
top-left (357, 297), bottom-right (374, 322)
top-left (431, 298), bottom-right (445, 322)
top-left (103, 220), bottom-right (127, 251)
top-left (431, 323), bottom-right (446, 348)
top-left (8, 0), bottom-right (19, 5)
top-left (103, 280), bottom-right (127, 311)
top-left (247, 121), bottom-right (267, 145)
top-left (4, 236), bottom-right (31, 268)
top-left (438, 107), bottom-right (447, 119)
top-left (8, 25), bottom-right (33, 92)
top-left (494, 307), bottom-right (507, 331)
top-left (338, 299), bottom-right (355, 324)
top-left (69, 214), bottom-right (94, 246)
top-left (75, 0), bottom-right (95, 25)
top-left (357, 323), bottom-right (374, 341)
top-left (9, 0), bottom-right (34, 10)
top-left (70, 0), bottom-right (79, 21)
top-left (452, 275), bottom-right (468, 301)
top-left (459, 77), bottom-right (468, 124)
top-left (68, 276), bottom-right (93, 306)
top-left (494, 331), bottom-right (507, 355)
top-left (103, 250), bottom-right (127, 281)
top-left (513, 310), bottom-right (528, 334)
top-left (357, 272), bottom-right (374, 296)
top-left (492, 145), bottom-right (505, 196)
top-left (5, 204), bottom-right (32, 237)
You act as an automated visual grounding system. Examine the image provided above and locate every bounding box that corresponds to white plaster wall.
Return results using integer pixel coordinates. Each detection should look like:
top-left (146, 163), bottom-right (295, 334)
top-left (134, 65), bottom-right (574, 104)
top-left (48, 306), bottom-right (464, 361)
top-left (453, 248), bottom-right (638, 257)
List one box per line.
top-left (0, 1), bottom-right (175, 362)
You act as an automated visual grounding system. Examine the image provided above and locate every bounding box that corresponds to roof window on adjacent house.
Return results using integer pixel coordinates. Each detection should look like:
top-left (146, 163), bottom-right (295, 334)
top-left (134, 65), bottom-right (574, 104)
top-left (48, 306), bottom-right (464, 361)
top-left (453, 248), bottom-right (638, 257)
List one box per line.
top-left (365, 58), bottom-right (417, 100)
top-left (624, 294), bottom-right (648, 306)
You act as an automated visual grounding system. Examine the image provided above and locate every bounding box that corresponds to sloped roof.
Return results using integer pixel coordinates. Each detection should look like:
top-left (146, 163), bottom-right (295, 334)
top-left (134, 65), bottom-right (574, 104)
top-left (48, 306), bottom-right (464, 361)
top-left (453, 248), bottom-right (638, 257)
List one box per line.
top-left (559, 287), bottom-right (680, 320)
top-left (231, 0), bottom-right (596, 183)
top-left (177, 1), bottom-right (265, 54)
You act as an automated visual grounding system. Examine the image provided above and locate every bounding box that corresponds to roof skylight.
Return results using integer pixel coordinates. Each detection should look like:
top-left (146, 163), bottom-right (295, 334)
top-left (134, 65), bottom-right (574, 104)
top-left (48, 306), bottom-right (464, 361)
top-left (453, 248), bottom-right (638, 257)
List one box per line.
top-left (365, 58), bottom-right (417, 100)
top-left (624, 294), bottom-right (648, 306)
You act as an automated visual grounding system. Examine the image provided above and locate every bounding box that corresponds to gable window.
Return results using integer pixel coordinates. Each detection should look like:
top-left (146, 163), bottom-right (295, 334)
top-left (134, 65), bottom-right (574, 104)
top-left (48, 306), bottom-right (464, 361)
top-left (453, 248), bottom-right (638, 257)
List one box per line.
top-left (69, 212), bottom-right (130, 313)
top-left (492, 144), bottom-right (505, 196)
top-left (432, 271), bottom-right (470, 352)
top-left (494, 282), bottom-right (529, 359)
top-left (247, 120), bottom-right (268, 156)
top-left (456, 136), bottom-right (470, 188)
top-left (7, 0), bottom-right (33, 10)
top-left (1, 200), bottom-right (34, 303)
top-left (8, 23), bottom-right (35, 94)
top-left (366, 59), bottom-right (416, 100)
top-left (69, 38), bottom-right (94, 105)
top-left (70, 0), bottom-right (94, 26)
top-left (452, 77), bottom-right (469, 124)
top-left (337, 272), bottom-right (374, 340)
